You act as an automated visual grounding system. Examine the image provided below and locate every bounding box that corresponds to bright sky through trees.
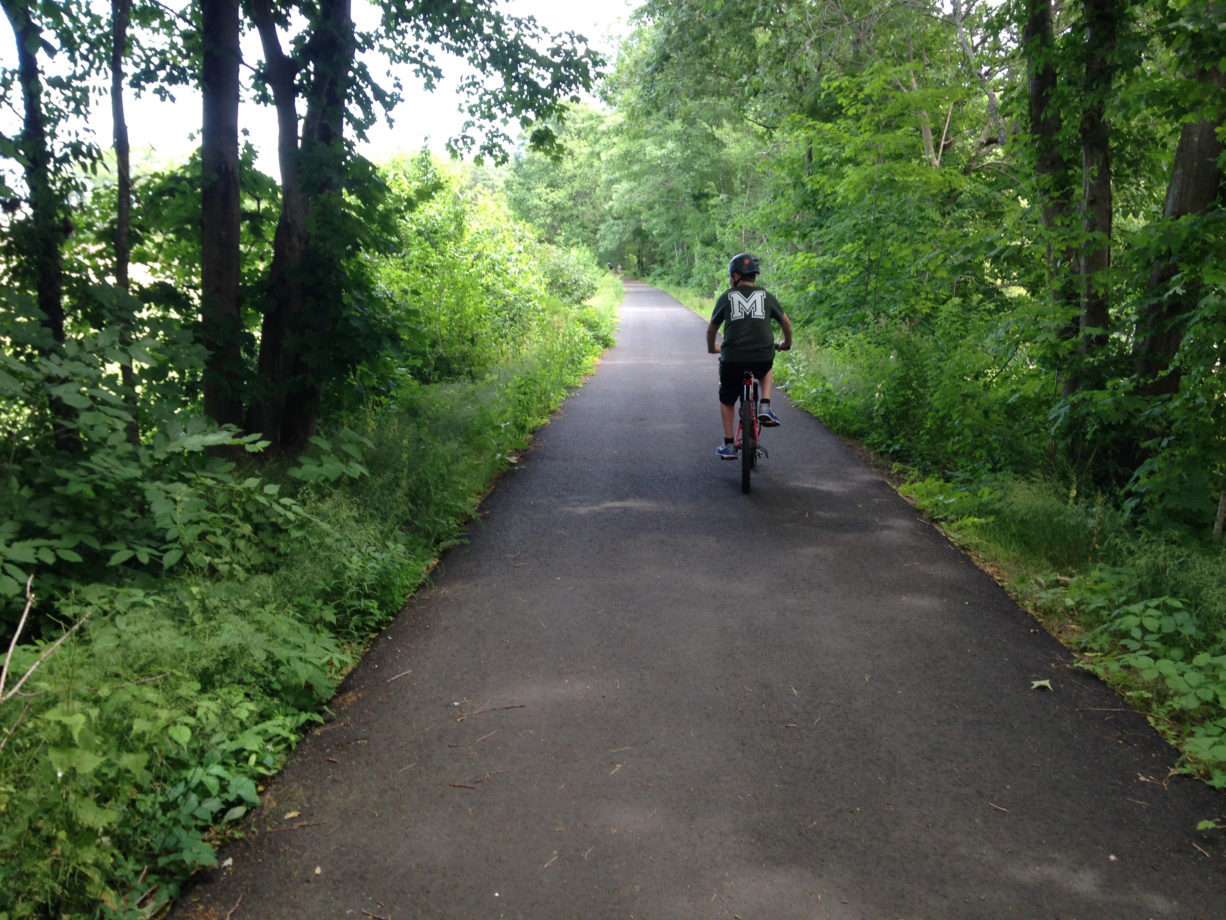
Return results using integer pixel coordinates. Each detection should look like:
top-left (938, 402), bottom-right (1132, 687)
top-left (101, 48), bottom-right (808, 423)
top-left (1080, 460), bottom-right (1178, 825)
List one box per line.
top-left (0, 0), bottom-right (633, 173)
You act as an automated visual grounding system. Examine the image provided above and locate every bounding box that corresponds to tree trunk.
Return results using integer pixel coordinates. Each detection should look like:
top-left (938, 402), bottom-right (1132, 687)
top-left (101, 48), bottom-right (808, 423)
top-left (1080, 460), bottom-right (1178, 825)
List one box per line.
top-left (1075, 0), bottom-right (1120, 385)
top-left (2, 0), bottom-right (77, 453)
top-left (951, 0), bottom-right (1006, 147)
top-left (1133, 69), bottom-right (1226, 396)
top-left (1021, 0), bottom-right (1079, 398)
top-left (111, 0), bottom-right (131, 297)
top-left (247, 0), bottom-right (309, 450)
top-left (200, 0), bottom-right (246, 431)
top-left (111, 0), bottom-right (140, 445)
top-left (281, 0), bottom-right (354, 450)
top-left (247, 0), bottom-right (354, 452)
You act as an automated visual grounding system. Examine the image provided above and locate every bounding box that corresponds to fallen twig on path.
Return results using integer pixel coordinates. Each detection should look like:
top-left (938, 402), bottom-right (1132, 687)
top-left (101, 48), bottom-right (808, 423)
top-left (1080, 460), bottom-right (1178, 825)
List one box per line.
top-left (456, 701), bottom-right (526, 722)
top-left (448, 729), bottom-right (498, 749)
top-left (224, 894), bottom-right (243, 920)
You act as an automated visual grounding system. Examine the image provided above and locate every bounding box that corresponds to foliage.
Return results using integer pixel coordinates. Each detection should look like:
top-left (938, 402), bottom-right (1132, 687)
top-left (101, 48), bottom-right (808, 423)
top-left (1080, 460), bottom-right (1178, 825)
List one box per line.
top-left (0, 131), bottom-right (617, 912)
top-left (503, 106), bottom-right (615, 255)
top-left (369, 154), bottom-right (606, 387)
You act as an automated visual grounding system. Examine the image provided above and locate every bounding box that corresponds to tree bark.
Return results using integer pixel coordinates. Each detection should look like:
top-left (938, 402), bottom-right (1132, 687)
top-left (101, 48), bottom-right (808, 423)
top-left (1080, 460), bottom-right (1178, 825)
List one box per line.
top-left (111, 0), bottom-right (131, 297)
top-left (112, 0), bottom-right (140, 445)
top-left (200, 0), bottom-right (246, 431)
top-left (247, 0), bottom-right (354, 452)
top-left (1021, 0), bottom-right (1079, 398)
top-left (951, 0), bottom-right (1006, 147)
top-left (247, 0), bottom-right (308, 449)
top-left (2, 0), bottom-right (77, 453)
top-left (4, 0), bottom-right (65, 346)
top-left (1133, 86), bottom-right (1225, 395)
top-left (279, 0), bottom-right (354, 451)
top-left (1075, 0), bottom-right (1120, 382)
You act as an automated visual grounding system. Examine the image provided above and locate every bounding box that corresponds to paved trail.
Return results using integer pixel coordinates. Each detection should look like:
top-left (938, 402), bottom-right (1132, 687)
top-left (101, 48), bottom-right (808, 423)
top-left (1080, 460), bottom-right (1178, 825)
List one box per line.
top-left (174, 283), bottom-right (1225, 920)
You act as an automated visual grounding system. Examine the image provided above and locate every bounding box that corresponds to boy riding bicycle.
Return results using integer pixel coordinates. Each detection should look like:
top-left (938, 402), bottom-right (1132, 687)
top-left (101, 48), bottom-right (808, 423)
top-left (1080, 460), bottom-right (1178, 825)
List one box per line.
top-left (706, 253), bottom-right (793, 459)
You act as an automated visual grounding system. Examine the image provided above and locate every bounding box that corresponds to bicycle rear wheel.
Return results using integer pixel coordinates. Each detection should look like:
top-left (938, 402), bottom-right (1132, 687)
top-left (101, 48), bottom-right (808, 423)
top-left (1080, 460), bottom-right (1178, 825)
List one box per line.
top-left (740, 392), bottom-right (755, 494)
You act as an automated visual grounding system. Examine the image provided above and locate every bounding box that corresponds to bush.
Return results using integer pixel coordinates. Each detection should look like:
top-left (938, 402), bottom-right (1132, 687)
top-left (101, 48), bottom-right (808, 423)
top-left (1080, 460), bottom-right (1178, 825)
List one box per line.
top-left (779, 316), bottom-right (1049, 477)
top-left (540, 244), bottom-right (601, 305)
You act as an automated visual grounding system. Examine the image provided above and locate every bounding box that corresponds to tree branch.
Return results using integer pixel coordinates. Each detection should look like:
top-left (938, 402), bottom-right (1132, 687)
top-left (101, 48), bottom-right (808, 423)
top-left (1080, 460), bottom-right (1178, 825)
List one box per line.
top-left (1, 577), bottom-right (92, 705)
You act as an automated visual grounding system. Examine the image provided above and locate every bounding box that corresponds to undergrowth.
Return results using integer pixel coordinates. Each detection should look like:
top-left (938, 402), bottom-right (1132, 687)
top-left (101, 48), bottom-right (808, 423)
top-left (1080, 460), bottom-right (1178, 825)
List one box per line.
top-left (0, 277), bottom-right (619, 919)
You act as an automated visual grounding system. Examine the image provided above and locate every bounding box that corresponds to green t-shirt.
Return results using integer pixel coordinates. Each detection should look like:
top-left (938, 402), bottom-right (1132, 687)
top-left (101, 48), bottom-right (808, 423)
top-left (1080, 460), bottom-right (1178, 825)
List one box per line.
top-left (710, 285), bottom-right (786, 363)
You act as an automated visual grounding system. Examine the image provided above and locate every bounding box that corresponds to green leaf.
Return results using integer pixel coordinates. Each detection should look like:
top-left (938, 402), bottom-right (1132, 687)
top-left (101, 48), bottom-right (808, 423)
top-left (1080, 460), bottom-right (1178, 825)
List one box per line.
top-left (4, 542), bottom-right (40, 564)
top-left (1030, 679), bottom-right (1053, 691)
top-left (45, 710), bottom-right (88, 742)
top-left (167, 724), bottom-right (192, 747)
top-left (72, 796), bottom-right (120, 829)
top-left (119, 752), bottom-right (150, 775)
top-left (228, 774), bottom-right (260, 805)
top-left (49, 746), bottom-right (105, 776)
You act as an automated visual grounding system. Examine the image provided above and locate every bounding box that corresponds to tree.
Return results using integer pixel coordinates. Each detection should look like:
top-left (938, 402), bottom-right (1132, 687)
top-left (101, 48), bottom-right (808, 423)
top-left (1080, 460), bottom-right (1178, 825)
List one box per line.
top-left (1020, 0), bottom-right (1080, 397)
top-left (200, 0), bottom-right (245, 431)
top-left (1, 0), bottom-right (102, 454)
top-left (504, 106), bottom-right (613, 255)
top-left (1075, 0), bottom-right (1123, 383)
top-left (226, 0), bottom-right (602, 452)
top-left (1132, 0), bottom-right (1226, 399)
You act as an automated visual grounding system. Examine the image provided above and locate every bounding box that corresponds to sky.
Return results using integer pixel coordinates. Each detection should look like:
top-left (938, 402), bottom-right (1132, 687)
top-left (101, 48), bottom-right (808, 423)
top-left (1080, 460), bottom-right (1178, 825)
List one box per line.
top-left (351, 0), bottom-right (634, 163)
top-left (96, 0), bottom-right (633, 173)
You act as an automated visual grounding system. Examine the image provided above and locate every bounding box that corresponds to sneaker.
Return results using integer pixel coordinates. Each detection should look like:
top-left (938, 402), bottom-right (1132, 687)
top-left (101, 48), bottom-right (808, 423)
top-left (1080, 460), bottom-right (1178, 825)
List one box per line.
top-left (758, 404), bottom-right (781, 427)
top-left (716, 443), bottom-right (738, 460)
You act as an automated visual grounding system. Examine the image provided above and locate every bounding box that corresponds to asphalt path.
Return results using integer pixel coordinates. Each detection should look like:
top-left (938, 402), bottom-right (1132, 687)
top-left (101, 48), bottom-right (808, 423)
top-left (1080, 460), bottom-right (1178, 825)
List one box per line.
top-left (173, 282), bottom-right (1225, 920)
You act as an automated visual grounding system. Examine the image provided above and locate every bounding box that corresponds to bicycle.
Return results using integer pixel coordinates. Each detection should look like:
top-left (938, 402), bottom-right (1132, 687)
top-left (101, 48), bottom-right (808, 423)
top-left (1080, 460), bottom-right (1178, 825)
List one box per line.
top-left (736, 369), bottom-right (767, 494)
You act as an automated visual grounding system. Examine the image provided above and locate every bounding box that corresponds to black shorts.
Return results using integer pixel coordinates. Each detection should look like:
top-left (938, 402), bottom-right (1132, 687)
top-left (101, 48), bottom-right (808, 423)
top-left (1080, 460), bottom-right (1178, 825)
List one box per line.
top-left (719, 360), bottom-right (773, 406)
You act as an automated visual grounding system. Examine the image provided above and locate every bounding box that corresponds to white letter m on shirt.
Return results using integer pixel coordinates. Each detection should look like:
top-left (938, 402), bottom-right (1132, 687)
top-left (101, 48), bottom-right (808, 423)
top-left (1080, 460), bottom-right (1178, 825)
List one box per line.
top-left (729, 289), bottom-right (767, 320)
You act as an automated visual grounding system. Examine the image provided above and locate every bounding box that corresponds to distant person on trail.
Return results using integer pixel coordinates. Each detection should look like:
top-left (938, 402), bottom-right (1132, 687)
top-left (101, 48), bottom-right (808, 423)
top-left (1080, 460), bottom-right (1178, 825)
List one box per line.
top-left (706, 253), bottom-right (793, 460)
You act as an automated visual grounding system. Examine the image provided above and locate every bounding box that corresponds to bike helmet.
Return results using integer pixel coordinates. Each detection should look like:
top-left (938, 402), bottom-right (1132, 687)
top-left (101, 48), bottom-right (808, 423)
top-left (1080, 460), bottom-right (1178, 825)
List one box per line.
top-left (729, 253), bottom-right (760, 277)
